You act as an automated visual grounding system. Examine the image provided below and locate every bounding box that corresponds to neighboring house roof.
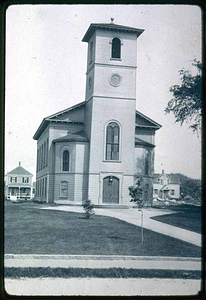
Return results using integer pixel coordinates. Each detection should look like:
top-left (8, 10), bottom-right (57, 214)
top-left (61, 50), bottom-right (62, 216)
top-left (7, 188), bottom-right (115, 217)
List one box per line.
top-left (53, 130), bottom-right (88, 143)
top-left (153, 173), bottom-right (181, 184)
top-left (7, 165), bottom-right (33, 176)
top-left (136, 110), bottom-right (162, 130)
top-left (82, 22), bottom-right (144, 42)
top-left (135, 137), bottom-right (155, 148)
top-left (33, 102), bottom-right (85, 140)
top-left (160, 185), bottom-right (170, 191)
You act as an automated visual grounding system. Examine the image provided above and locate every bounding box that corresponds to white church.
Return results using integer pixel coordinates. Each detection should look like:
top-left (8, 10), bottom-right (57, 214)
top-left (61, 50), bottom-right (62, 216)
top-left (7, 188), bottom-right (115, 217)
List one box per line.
top-left (33, 20), bottom-right (161, 207)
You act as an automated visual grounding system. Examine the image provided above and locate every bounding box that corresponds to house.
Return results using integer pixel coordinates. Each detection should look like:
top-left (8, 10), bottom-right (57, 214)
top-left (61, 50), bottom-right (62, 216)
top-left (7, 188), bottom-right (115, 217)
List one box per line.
top-left (153, 170), bottom-right (180, 200)
top-left (5, 162), bottom-right (33, 200)
top-left (33, 20), bottom-right (161, 206)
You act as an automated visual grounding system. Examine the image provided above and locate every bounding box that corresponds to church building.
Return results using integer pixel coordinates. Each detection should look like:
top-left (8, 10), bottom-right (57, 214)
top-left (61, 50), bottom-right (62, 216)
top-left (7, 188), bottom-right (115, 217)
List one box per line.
top-left (33, 20), bottom-right (161, 206)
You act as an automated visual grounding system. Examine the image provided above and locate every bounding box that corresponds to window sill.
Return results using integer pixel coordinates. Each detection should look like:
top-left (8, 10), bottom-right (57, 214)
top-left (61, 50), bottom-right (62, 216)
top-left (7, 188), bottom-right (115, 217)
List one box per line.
top-left (103, 160), bottom-right (122, 163)
top-left (110, 58), bottom-right (122, 61)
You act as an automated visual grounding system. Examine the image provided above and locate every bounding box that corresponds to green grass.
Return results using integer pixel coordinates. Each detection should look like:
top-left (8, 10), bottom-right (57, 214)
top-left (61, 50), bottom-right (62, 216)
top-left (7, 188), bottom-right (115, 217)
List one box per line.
top-left (4, 202), bottom-right (201, 257)
top-left (4, 267), bottom-right (201, 279)
top-left (151, 205), bottom-right (202, 234)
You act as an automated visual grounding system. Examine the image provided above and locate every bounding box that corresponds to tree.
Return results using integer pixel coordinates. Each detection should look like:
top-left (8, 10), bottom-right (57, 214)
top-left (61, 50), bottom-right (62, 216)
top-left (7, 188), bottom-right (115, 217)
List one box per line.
top-left (165, 60), bottom-right (202, 134)
top-left (171, 173), bottom-right (201, 202)
top-left (128, 176), bottom-right (144, 208)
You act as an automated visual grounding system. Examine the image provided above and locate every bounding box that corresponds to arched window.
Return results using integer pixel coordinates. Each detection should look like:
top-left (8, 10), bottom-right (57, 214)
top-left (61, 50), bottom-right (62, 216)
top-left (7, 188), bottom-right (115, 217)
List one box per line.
top-left (145, 150), bottom-right (150, 175)
top-left (111, 38), bottom-right (121, 59)
top-left (63, 150), bottom-right (69, 171)
top-left (106, 122), bottom-right (120, 160)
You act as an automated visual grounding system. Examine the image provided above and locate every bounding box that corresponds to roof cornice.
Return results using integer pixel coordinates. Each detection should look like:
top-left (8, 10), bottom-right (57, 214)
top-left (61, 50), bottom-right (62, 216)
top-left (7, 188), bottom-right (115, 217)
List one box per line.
top-left (33, 101), bottom-right (85, 140)
top-left (135, 137), bottom-right (155, 148)
top-left (82, 23), bottom-right (144, 42)
top-left (136, 110), bottom-right (162, 130)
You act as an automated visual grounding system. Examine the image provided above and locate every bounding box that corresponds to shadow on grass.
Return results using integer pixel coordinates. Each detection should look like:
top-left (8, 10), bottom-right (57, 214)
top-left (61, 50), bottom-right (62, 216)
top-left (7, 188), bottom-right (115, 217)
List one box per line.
top-left (151, 205), bottom-right (202, 234)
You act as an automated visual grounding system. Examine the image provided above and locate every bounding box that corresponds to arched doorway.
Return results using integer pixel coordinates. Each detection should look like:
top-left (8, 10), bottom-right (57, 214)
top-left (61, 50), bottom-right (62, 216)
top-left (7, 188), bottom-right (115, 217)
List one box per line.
top-left (103, 176), bottom-right (119, 203)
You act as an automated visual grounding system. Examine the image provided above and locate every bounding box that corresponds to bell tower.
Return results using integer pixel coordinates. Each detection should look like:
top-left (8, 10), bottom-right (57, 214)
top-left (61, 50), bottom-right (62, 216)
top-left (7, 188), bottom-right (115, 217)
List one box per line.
top-left (82, 20), bottom-right (144, 205)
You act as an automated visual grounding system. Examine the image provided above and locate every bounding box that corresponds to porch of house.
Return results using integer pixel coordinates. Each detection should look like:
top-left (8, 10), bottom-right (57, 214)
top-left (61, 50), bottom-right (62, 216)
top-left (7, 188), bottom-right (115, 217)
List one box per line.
top-left (7, 186), bottom-right (33, 200)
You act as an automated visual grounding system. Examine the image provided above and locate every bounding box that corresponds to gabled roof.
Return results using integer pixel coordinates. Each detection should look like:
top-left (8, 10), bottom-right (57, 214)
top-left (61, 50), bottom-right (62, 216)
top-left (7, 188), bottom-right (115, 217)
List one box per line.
top-left (33, 102), bottom-right (85, 140)
top-left (153, 173), bottom-right (181, 184)
top-left (53, 130), bottom-right (88, 143)
top-left (82, 22), bottom-right (144, 42)
top-left (136, 110), bottom-right (162, 130)
top-left (135, 137), bottom-right (155, 148)
top-left (46, 101), bottom-right (85, 119)
top-left (160, 185), bottom-right (170, 191)
top-left (7, 165), bottom-right (33, 176)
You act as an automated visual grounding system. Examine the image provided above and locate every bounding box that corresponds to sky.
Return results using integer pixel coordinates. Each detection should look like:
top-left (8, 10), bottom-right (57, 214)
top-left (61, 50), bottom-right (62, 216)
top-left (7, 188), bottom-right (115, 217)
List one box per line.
top-left (5, 4), bottom-right (202, 180)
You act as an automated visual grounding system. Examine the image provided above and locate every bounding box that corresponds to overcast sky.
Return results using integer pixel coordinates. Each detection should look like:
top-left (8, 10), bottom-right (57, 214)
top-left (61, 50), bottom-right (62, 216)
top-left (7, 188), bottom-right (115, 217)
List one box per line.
top-left (5, 4), bottom-right (202, 180)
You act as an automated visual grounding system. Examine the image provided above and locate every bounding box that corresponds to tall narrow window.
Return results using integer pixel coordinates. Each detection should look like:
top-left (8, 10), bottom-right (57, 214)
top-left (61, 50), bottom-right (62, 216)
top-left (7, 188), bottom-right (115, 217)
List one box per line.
top-left (63, 150), bottom-right (69, 171)
top-left (36, 149), bottom-right (38, 172)
top-left (46, 138), bottom-right (49, 167)
top-left (45, 177), bottom-right (47, 198)
top-left (36, 181), bottom-right (38, 197)
top-left (41, 145), bottom-right (43, 170)
top-left (106, 122), bottom-right (120, 160)
top-left (111, 38), bottom-right (121, 59)
top-left (41, 146), bottom-right (43, 169)
top-left (44, 142), bottom-right (46, 168)
top-left (39, 147), bottom-right (41, 170)
top-left (39, 180), bottom-right (41, 198)
top-left (42, 178), bottom-right (44, 198)
top-left (144, 184), bottom-right (149, 201)
top-left (38, 148), bottom-right (40, 171)
top-left (89, 40), bottom-right (93, 63)
top-left (145, 150), bottom-right (150, 175)
top-left (40, 146), bottom-right (42, 170)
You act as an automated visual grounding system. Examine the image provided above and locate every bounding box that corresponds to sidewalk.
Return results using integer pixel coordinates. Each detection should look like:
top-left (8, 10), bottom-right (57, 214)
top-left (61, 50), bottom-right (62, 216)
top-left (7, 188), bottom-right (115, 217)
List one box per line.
top-left (39, 205), bottom-right (202, 247)
top-left (4, 254), bottom-right (201, 270)
top-left (5, 277), bottom-right (202, 296)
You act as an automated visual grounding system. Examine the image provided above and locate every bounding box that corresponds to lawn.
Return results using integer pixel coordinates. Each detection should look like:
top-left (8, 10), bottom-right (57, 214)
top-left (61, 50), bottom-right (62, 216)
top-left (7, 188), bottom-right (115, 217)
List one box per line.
top-left (151, 205), bottom-right (202, 234)
top-left (4, 202), bottom-right (201, 257)
top-left (5, 267), bottom-right (201, 279)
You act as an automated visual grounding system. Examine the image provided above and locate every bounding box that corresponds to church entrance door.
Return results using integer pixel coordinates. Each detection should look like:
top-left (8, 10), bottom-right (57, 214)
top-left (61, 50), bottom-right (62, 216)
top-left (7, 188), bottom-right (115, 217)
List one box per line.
top-left (103, 176), bottom-right (119, 203)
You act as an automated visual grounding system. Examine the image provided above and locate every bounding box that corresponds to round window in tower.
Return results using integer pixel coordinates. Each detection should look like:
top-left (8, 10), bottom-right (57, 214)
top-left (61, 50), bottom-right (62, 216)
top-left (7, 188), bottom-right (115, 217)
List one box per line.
top-left (109, 73), bottom-right (122, 87)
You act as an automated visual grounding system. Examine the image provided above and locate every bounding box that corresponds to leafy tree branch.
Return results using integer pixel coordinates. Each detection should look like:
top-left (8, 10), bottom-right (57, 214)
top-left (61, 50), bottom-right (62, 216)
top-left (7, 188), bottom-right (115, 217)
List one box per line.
top-left (165, 60), bottom-right (202, 134)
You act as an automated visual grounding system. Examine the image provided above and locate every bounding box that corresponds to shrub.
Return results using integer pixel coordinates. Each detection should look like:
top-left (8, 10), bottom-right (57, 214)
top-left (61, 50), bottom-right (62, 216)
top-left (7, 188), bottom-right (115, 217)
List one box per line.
top-left (83, 199), bottom-right (95, 219)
